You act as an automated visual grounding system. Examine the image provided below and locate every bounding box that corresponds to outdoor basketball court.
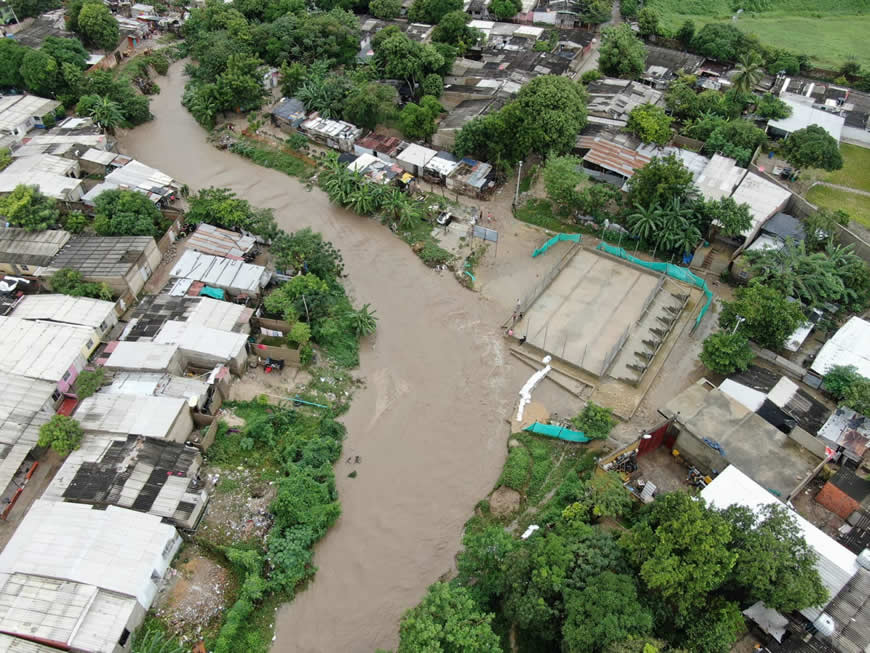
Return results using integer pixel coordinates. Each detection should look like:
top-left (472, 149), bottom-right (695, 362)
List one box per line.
top-left (514, 248), bottom-right (660, 376)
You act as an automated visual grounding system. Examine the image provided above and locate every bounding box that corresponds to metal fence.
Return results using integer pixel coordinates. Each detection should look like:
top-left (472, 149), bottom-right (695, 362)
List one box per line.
top-left (506, 242), bottom-right (581, 328)
top-left (600, 325), bottom-right (631, 378)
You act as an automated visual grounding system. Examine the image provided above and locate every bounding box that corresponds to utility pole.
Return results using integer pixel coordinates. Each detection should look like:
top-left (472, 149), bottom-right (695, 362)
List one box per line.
top-left (514, 160), bottom-right (523, 206)
top-left (731, 315), bottom-right (745, 335)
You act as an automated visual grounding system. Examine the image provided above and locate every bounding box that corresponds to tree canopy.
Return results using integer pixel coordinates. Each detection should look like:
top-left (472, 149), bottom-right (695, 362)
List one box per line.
top-left (626, 155), bottom-right (696, 211)
top-left (598, 25), bottom-right (647, 79)
top-left (93, 189), bottom-right (163, 237)
top-left (408, 0), bottom-right (463, 24)
top-left (51, 268), bottom-right (113, 300)
top-left (781, 125), bottom-right (844, 171)
top-left (77, 2), bottom-right (120, 51)
top-left (700, 332), bottom-right (755, 375)
top-left (490, 0), bottom-right (522, 19)
top-left (396, 582), bottom-right (501, 653)
top-left (0, 184), bottom-right (60, 231)
top-left (369, 0), bottom-right (401, 18)
top-left (626, 104), bottom-right (672, 146)
top-left (38, 415), bottom-right (84, 457)
top-left (186, 187), bottom-right (279, 239)
top-left (432, 11), bottom-right (481, 51)
top-left (719, 280), bottom-right (805, 350)
top-left (691, 24), bottom-right (751, 61)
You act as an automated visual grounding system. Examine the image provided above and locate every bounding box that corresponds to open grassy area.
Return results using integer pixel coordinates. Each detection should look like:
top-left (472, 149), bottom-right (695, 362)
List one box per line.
top-left (515, 198), bottom-right (583, 233)
top-left (823, 144), bottom-right (870, 193)
top-left (806, 184), bottom-right (870, 228)
top-left (648, 0), bottom-right (870, 69)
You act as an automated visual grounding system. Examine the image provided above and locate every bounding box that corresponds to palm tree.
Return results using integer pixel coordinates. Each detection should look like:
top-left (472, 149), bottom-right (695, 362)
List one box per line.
top-left (349, 183), bottom-right (378, 215)
top-left (397, 200), bottom-right (422, 230)
top-left (627, 203), bottom-right (663, 243)
top-left (732, 52), bottom-right (764, 94)
top-left (89, 96), bottom-right (124, 132)
top-left (347, 303), bottom-right (378, 337)
top-left (381, 188), bottom-right (407, 220)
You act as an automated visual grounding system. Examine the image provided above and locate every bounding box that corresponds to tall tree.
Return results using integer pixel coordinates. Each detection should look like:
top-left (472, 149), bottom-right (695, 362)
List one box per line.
top-left (432, 10), bottom-right (481, 51)
top-left (369, 0), bottom-right (401, 18)
top-left (721, 504), bottom-right (827, 612)
top-left (598, 24), bottom-right (647, 79)
top-left (87, 95), bottom-right (124, 131)
top-left (626, 154), bottom-right (696, 211)
top-left (93, 189), bottom-right (162, 237)
top-left (700, 332), bottom-right (754, 375)
top-left (408, 0), bottom-right (463, 24)
top-left (19, 49), bottom-right (58, 96)
top-left (620, 492), bottom-right (736, 624)
top-left (397, 582), bottom-right (501, 653)
top-left (77, 3), bottom-right (120, 51)
top-left (0, 184), bottom-right (60, 231)
top-left (636, 7), bottom-right (660, 37)
top-left (342, 82), bottom-right (397, 130)
top-left (562, 572), bottom-right (653, 653)
top-left (719, 280), bottom-right (805, 350)
top-left (543, 155), bottom-right (586, 211)
top-left (0, 39), bottom-right (26, 89)
top-left (490, 0), bottom-right (521, 19)
top-left (626, 103), bottom-right (672, 145)
top-left (781, 125), bottom-right (844, 171)
top-left (732, 52), bottom-right (764, 94)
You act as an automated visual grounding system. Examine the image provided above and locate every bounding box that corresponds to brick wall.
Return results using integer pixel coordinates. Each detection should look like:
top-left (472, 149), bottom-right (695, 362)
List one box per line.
top-left (816, 481), bottom-right (860, 519)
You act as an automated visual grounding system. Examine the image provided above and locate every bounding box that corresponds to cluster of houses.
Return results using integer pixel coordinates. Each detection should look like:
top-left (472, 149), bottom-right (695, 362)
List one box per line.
top-left (597, 308), bottom-right (870, 652)
top-left (0, 211), bottom-right (302, 650)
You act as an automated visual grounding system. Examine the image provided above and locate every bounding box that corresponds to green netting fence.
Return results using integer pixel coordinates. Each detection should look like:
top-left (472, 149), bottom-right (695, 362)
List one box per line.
top-left (532, 233), bottom-right (581, 257)
top-left (524, 422), bottom-right (590, 443)
top-left (596, 242), bottom-right (713, 328)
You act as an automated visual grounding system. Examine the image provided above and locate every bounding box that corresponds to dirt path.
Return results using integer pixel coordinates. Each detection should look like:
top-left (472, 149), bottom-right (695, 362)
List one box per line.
top-left (119, 61), bottom-right (530, 652)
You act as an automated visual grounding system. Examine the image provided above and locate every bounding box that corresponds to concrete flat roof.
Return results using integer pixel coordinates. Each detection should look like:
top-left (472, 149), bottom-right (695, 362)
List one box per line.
top-left (731, 172), bottom-right (792, 238)
top-left (661, 381), bottom-right (819, 496)
top-left (770, 95), bottom-right (845, 142)
top-left (695, 154), bottom-right (746, 201)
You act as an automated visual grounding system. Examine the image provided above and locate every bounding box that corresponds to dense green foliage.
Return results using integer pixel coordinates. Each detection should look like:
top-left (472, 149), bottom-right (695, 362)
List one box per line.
top-left (781, 125), bottom-right (844, 171)
top-left (744, 240), bottom-right (870, 311)
top-left (51, 268), bottom-right (113, 300)
top-left (755, 92), bottom-right (792, 119)
top-left (719, 280), bottom-right (805, 350)
top-left (455, 75), bottom-right (588, 165)
top-left (77, 3), bottom-right (120, 51)
top-left (626, 155), bottom-right (695, 211)
top-left (397, 582), bottom-right (501, 652)
top-left (700, 332), bottom-right (755, 374)
top-left (186, 187), bottom-right (279, 239)
top-left (822, 365), bottom-right (870, 415)
top-left (598, 24), bottom-right (647, 79)
top-left (0, 184), bottom-right (60, 231)
top-left (73, 368), bottom-right (106, 400)
top-left (490, 0), bottom-right (522, 19)
top-left (626, 103), bottom-right (672, 145)
top-left (369, 0), bottom-right (401, 18)
top-left (408, 0), bottom-right (462, 23)
top-left (571, 402), bottom-right (616, 440)
top-left (93, 189), bottom-right (164, 236)
top-left (38, 415), bottom-right (84, 457)
top-left (399, 95), bottom-right (442, 140)
top-left (432, 10), bottom-right (482, 51)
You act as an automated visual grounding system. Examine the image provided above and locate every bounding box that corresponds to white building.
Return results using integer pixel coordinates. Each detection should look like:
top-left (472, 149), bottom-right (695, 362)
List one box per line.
top-left (185, 296), bottom-right (252, 333)
top-left (769, 94), bottom-right (845, 143)
top-left (811, 316), bottom-right (870, 379)
top-left (169, 250), bottom-right (270, 296)
top-left (154, 320), bottom-right (248, 374)
top-left (102, 341), bottom-right (185, 375)
top-left (0, 316), bottom-right (98, 391)
top-left (0, 500), bottom-right (181, 653)
top-left (105, 372), bottom-right (212, 410)
top-left (396, 143), bottom-right (438, 177)
top-left (11, 294), bottom-right (118, 339)
top-left (74, 393), bottom-right (194, 442)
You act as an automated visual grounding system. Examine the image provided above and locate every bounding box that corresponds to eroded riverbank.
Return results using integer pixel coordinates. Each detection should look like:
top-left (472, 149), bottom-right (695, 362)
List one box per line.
top-left (120, 61), bottom-right (520, 652)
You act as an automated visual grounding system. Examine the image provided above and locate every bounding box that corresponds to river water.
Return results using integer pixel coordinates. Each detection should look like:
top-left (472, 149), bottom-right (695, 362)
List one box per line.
top-left (121, 62), bottom-right (519, 652)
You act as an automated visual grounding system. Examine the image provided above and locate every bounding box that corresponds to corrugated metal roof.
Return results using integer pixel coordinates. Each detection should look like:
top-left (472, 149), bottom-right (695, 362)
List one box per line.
top-left (169, 250), bottom-right (269, 294)
top-left (4, 154), bottom-right (78, 177)
top-left (0, 500), bottom-right (179, 607)
top-left (397, 143), bottom-right (438, 168)
top-left (0, 632), bottom-right (71, 653)
top-left (81, 148), bottom-right (117, 165)
top-left (0, 372), bottom-right (56, 449)
top-left (104, 341), bottom-right (180, 372)
top-left (0, 316), bottom-right (95, 382)
top-left (812, 317), bottom-right (870, 379)
top-left (186, 223), bottom-right (255, 259)
top-left (12, 294), bottom-right (116, 329)
top-left (0, 228), bottom-right (70, 267)
top-left (74, 393), bottom-right (187, 440)
top-left (186, 297), bottom-right (248, 332)
top-left (50, 235), bottom-right (155, 277)
top-left (580, 137), bottom-right (651, 178)
top-left (0, 170), bottom-right (82, 201)
top-left (154, 320), bottom-right (247, 361)
top-left (702, 465), bottom-right (859, 621)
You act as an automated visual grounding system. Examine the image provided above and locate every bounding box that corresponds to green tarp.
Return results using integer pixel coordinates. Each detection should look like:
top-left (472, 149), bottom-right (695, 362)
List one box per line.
top-left (595, 242), bottom-right (714, 328)
top-left (532, 233), bottom-right (581, 257)
top-left (200, 286), bottom-right (226, 300)
top-left (524, 422), bottom-right (590, 443)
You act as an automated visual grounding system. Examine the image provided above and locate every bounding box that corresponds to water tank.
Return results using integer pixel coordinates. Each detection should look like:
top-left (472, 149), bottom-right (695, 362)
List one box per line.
top-left (812, 613), bottom-right (835, 638)
top-left (858, 548), bottom-right (870, 571)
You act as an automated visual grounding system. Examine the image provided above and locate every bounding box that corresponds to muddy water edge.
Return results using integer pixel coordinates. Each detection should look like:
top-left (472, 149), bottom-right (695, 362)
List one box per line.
top-left (120, 61), bottom-right (518, 652)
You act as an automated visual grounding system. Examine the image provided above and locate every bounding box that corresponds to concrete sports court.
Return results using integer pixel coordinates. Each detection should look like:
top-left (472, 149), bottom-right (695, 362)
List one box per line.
top-left (514, 247), bottom-right (673, 378)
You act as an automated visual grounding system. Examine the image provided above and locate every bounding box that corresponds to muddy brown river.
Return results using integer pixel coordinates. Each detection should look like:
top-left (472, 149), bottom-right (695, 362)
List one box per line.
top-left (121, 62), bottom-right (519, 652)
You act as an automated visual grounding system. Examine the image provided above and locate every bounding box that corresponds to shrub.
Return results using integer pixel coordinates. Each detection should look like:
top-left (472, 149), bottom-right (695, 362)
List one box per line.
top-left (499, 444), bottom-right (530, 491)
top-left (38, 415), bottom-right (84, 457)
top-left (572, 402), bottom-right (616, 439)
top-left (73, 368), bottom-right (105, 399)
top-left (700, 332), bottom-right (754, 375)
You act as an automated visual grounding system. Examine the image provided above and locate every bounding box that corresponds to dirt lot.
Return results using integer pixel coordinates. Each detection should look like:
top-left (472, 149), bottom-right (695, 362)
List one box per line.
top-left (199, 465), bottom-right (276, 549)
top-left (152, 544), bottom-right (235, 642)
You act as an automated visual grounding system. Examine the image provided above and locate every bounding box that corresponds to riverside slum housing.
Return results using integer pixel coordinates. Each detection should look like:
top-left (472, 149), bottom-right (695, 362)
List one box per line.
top-left (702, 466), bottom-right (870, 653)
top-left (73, 393), bottom-right (194, 442)
top-left (0, 228), bottom-right (70, 276)
top-left (0, 95), bottom-right (61, 148)
top-left (11, 116), bottom-right (114, 159)
top-left (41, 433), bottom-right (208, 529)
top-left (168, 250), bottom-right (271, 298)
top-left (0, 499), bottom-right (181, 652)
top-left (10, 294), bottom-right (119, 338)
top-left (38, 235), bottom-right (162, 309)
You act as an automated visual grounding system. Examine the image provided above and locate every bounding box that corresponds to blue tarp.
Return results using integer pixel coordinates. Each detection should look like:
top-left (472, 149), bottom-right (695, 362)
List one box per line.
top-left (200, 286), bottom-right (225, 300)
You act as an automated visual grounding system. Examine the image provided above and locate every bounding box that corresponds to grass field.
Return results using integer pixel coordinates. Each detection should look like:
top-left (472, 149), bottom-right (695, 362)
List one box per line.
top-left (806, 185), bottom-right (870, 228)
top-left (648, 0), bottom-right (870, 69)
top-left (823, 144), bottom-right (870, 192)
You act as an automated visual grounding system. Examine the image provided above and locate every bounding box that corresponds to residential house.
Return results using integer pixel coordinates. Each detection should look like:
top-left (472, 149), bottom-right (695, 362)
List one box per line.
top-left (0, 228), bottom-right (70, 275)
top-left (396, 143), bottom-right (438, 177)
top-left (768, 93), bottom-right (845, 143)
top-left (43, 235), bottom-right (162, 309)
top-left (660, 379), bottom-right (820, 497)
top-left (11, 294), bottom-right (118, 339)
top-left (0, 95), bottom-right (61, 143)
top-left (445, 157), bottom-right (495, 198)
top-left (0, 500), bottom-right (181, 653)
top-left (185, 223), bottom-right (257, 260)
top-left (585, 78), bottom-right (663, 128)
top-left (811, 317), bottom-right (870, 380)
top-left (300, 114), bottom-right (361, 152)
top-left (101, 341), bottom-right (185, 375)
top-left (42, 433), bottom-right (208, 529)
top-left (271, 97), bottom-right (307, 131)
top-left (169, 250), bottom-right (270, 297)
top-left (153, 320), bottom-right (249, 374)
top-left (74, 392), bottom-right (194, 443)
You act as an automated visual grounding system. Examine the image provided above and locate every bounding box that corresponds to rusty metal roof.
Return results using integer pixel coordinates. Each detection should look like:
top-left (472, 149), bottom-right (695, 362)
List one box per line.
top-left (579, 137), bottom-right (651, 178)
